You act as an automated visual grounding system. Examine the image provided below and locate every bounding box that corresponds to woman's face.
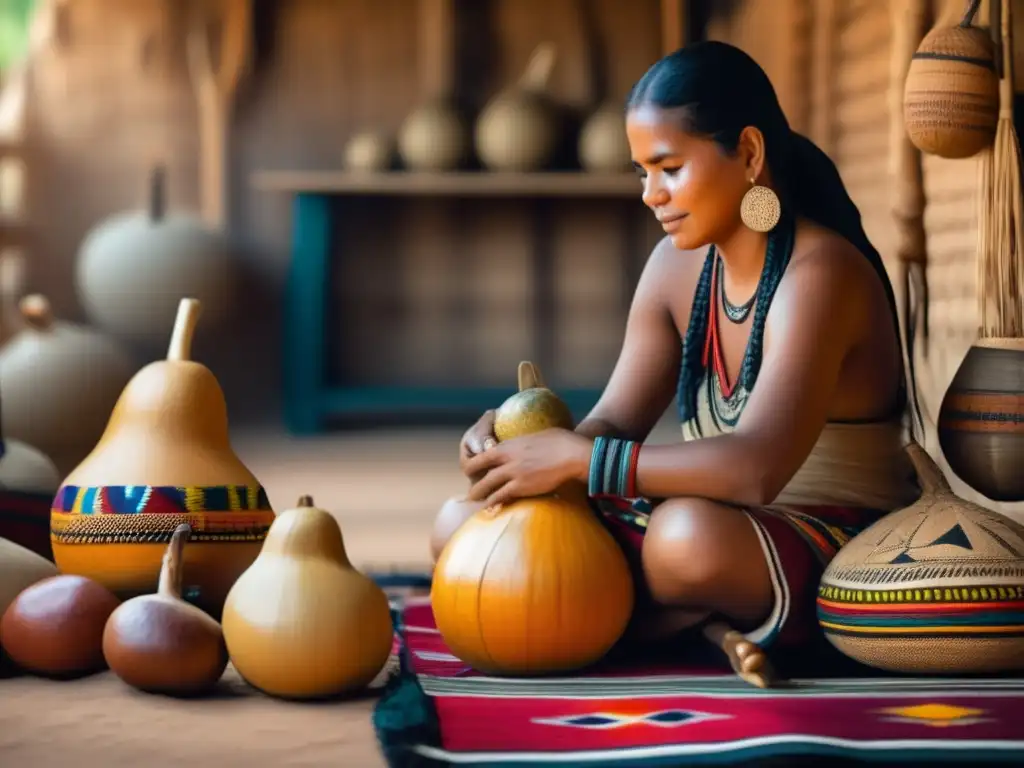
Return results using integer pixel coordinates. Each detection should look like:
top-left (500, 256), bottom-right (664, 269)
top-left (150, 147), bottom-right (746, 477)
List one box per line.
top-left (626, 104), bottom-right (755, 251)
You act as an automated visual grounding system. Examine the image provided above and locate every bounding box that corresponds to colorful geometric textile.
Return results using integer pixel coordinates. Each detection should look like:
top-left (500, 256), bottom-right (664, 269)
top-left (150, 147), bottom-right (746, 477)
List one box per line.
top-left (374, 597), bottom-right (1024, 767)
top-left (52, 484), bottom-right (272, 515)
top-left (50, 484), bottom-right (275, 545)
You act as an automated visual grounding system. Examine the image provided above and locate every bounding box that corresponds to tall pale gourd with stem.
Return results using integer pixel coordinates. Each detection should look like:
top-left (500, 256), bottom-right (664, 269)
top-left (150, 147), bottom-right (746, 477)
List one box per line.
top-left (222, 495), bottom-right (394, 699)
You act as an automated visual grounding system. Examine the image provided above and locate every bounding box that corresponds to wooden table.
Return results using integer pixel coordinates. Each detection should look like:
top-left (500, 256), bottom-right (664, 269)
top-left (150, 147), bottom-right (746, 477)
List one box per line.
top-left (252, 170), bottom-right (643, 435)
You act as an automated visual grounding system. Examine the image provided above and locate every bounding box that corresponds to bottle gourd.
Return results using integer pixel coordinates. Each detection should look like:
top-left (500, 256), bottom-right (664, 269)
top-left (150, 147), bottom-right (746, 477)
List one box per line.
top-left (50, 298), bottom-right (276, 617)
top-left (104, 524), bottom-right (229, 695)
top-left (431, 495), bottom-right (635, 675)
top-left (222, 495), bottom-right (394, 699)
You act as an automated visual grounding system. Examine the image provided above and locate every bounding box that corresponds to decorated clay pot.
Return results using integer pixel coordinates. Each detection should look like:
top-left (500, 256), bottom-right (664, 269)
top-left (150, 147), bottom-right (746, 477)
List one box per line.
top-left (818, 442), bottom-right (1024, 674)
top-left (50, 298), bottom-right (275, 618)
top-left (938, 339), bottom-right (1024, 502)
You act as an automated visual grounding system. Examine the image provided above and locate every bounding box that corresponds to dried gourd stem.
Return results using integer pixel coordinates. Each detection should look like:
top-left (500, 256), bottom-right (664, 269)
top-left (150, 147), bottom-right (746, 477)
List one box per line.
top-left (297, 495), bottom-right (315, 507)
top-left (517, 361), bottom-right (544, 392)
top-left (905, 442), bottom-right (950, 495)
top-left (519, 43), bottom-right (557, 94)
top-left (158, 524), bottom-right (192, 599)
top-left (166, 298), bottom-right (202, 362)
top-left (148, 165), bottom-right (167, 222)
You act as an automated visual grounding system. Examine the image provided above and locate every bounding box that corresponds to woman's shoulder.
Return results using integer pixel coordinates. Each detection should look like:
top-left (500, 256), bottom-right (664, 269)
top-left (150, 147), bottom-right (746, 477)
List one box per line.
top-left (786, 220), bottom-right (880, 294)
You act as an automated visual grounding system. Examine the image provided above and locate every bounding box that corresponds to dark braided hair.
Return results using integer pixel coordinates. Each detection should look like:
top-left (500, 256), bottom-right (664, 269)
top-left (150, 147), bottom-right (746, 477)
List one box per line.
top-left (626, 41), bottom-right (913, 429)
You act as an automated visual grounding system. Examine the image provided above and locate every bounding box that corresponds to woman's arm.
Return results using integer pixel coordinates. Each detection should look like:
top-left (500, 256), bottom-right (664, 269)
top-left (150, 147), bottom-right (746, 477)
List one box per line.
top-left (575, 238), bottom-right (686, 442)
top-left (618, 246), bottom-right (869, 506)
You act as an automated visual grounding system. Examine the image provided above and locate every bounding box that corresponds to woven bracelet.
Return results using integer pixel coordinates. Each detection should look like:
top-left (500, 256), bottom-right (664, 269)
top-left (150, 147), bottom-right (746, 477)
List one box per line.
top-left (588, 437), bottom-right (641, 498)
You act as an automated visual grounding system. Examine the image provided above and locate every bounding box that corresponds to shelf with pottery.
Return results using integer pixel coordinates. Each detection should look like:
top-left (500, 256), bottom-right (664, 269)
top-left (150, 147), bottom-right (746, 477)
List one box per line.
top-left (257, 42), bottom-right (642, 434)
top-left (251, 169), bottom-right (641, 198)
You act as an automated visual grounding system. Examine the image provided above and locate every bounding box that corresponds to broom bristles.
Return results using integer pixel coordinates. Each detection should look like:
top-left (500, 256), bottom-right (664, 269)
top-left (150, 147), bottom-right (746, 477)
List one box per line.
top-left (977, 0), bottom-right (1024, 340)
top-left (977, 116), bottom-right (1024, 338)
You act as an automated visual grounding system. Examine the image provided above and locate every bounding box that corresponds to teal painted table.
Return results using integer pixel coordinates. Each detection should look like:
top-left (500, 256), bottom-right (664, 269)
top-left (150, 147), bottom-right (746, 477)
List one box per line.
top-left (254, 171), bottom-right (644, 435)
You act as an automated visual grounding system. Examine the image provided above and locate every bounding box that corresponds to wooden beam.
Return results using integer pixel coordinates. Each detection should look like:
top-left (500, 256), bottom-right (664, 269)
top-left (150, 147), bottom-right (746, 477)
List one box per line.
top-left (810, 0), bottom-right (838, 156)
top-left (419, 0), bottom-right (456, 100)
top-left (661, 0), bottom-right (686, 54)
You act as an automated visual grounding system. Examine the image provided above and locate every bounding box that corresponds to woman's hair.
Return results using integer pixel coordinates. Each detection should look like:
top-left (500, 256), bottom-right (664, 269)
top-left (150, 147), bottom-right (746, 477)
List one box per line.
top-left (626, 40), bottom-right (917, 430)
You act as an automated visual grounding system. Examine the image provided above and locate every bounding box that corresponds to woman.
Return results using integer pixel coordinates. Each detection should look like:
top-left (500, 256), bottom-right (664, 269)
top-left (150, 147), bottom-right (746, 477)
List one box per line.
top-left (433, 41), bottom-right (921, 653)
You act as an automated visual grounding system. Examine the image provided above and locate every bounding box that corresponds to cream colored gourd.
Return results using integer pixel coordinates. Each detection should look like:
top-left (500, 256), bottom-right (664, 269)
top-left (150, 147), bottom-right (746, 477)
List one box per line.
top-left (0, 439), bottom-right (60, 495)
top-left (0, 537), bottom-right (58, 621)
top-left (343, 132), bottom-right (395, 172)
top-left (475, 43), bottom-right (560, 172)
top-left (398, 99), bottom-right (470, 171)
top-left (222, 495), bottom-right (394, 699)
top-left (0, 295), bottom-right (135, 475)
top-left (578, 103), bottom-right (632, 172)
top-left (75, 166), bottom-right (237, 350)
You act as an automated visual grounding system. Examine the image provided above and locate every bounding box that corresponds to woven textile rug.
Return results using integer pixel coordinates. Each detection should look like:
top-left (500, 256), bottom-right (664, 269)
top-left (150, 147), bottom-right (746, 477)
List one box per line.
top-left (373, 597), bottom-right (1024, 767)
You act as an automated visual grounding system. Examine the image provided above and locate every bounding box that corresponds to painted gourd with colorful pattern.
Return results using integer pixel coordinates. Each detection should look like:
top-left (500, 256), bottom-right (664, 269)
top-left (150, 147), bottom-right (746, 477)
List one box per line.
top-left (50, 298), bottom-right (275, 618)
top-left (817, 442), bottom-right (1024, 674)
top-left (431, 494), bottom-right (635, 676)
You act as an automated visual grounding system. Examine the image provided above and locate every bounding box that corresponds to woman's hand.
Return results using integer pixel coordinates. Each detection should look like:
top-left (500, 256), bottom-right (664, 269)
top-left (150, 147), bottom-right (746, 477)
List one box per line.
top-left (464, 428), bottom-right (593, 506)
top-left (459, 410), bottom-right (498, 480)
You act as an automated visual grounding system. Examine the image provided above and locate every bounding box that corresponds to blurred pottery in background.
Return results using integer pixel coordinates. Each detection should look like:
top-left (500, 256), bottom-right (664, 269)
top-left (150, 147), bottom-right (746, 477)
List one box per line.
top-left (0, 294), bottom-right (134, 476)
top-left (75, 166), bottom-right (238, 352)
top-left (344, 132), bottom-right (395, 172)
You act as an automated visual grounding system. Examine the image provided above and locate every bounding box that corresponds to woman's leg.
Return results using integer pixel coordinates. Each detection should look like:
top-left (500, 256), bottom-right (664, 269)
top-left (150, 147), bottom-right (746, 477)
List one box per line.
top-left (640, 497), bottom-right (776, 631)
top-left (430, 496), bottom-right (486, 561)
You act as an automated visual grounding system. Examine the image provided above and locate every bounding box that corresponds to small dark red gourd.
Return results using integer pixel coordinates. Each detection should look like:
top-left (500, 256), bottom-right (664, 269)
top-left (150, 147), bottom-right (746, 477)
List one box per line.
top-left (0, 574), bottom-right (120, 677)
top-left (102, 523), bottom-right (228, 696)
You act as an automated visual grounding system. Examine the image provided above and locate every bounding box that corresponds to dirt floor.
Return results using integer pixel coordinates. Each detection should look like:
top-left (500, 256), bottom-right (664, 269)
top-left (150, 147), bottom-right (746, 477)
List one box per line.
top-left (0, 425), bottom-right (475, 768)
top-left (0, 419), bottom-right (683, 767)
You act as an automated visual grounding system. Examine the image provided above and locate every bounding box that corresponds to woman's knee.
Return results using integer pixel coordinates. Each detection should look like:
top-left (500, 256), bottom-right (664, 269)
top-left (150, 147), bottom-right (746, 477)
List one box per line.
top-left (430, 496), bottom-right (486, 561)
top-left (640, 497), bottom-right (773, 621)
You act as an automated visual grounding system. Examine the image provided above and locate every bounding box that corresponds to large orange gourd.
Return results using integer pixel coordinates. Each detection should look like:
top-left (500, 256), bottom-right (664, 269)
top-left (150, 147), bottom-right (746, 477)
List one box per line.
top-left (432, 489), bottom-right (634, 676)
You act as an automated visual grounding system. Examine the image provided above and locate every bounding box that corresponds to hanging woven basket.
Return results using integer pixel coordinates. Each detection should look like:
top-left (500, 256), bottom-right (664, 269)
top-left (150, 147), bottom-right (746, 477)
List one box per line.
top-left (903, 0), bottom-right (999, 159)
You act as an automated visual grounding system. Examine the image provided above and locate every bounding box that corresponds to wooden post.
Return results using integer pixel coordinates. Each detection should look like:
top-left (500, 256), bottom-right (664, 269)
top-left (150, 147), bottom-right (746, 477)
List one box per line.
top-left (187, 0), bottom-right (252, 231)
top-left (419, 0), bottom-right (456, 101)
top-left (661, 0), bottom-right (686, 54)
top-left (810, 0), bottom-right (838, 156)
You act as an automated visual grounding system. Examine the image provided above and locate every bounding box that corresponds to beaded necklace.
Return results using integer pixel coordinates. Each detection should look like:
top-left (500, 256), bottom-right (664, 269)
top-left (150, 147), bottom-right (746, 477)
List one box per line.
top-left (677, 215), bottom-right (796, 434)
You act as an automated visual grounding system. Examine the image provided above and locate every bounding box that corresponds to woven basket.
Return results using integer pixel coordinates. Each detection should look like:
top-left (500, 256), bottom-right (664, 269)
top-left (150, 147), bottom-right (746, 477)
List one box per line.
top-left (903, 0), bottom-right (998, 159)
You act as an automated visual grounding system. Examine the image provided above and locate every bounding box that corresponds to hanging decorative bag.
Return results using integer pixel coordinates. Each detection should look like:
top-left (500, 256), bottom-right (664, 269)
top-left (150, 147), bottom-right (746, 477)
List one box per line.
top-left (903, 0), bottom-right (999, 159)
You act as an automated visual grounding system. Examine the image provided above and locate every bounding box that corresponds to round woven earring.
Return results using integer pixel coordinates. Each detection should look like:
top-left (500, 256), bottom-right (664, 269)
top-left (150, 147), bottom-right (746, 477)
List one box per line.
top-left (740, 179), bottom-right (782, 233)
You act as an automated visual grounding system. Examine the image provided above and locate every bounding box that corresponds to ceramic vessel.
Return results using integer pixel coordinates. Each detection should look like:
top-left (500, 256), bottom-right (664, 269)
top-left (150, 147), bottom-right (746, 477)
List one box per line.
top-left (938, 338), bottom-right (1024, 502)
top-left (818, 442), bottom-right (1024, 674)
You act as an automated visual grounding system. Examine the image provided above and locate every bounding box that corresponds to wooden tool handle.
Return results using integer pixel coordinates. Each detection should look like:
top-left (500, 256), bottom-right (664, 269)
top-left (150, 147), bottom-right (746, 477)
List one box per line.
top-left (702, 620), bottom-right (778, 689)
